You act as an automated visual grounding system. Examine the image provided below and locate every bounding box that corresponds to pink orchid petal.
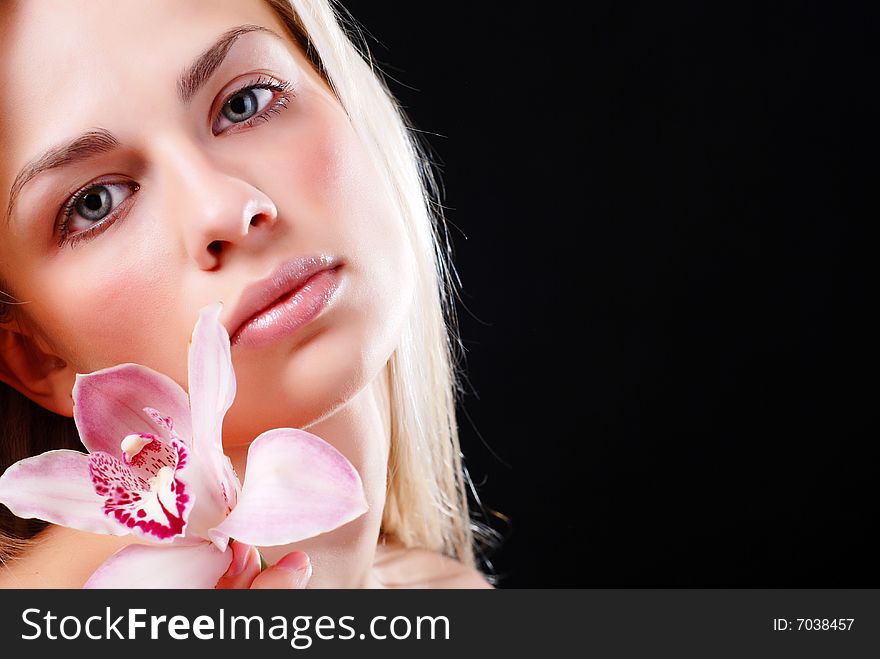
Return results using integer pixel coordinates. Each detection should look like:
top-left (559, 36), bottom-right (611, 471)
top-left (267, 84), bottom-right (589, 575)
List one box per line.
top-left (208, 428), bottom-right (368, 550)
top-left (88, 439), bottom-right (192, 542)
top-left (0, 450), bottom-right (128, 536)
top-left (187, 303), bottom-right (240, 513)
top-left (83, 541), bottom-right (232, 589)
top-left (73, 363), bottom-right (192, 455)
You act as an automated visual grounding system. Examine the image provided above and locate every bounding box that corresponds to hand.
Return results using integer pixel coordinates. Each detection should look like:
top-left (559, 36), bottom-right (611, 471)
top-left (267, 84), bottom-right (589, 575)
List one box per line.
top-left (216, 540), bottom-right (311, 589)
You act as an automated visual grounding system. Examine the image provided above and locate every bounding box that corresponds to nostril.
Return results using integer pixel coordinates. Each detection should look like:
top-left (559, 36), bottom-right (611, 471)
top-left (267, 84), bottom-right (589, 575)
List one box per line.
top-left (207, 240), bottom-right (223, 256)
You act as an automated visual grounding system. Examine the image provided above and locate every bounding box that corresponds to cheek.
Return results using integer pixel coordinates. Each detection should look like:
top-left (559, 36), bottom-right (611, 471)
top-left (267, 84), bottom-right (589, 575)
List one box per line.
top-left (297, 119), bottom-right (415, 346)
top-left (30, 245), bottom-right (185, 377)
top-left (255, 110), bottom-right (417, 361)
top-left (264, 96), bottom-right (411, 273)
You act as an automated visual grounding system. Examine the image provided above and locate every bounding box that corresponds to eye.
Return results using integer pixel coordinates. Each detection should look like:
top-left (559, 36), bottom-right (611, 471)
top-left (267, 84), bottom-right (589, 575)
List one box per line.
top-left (213, 76), bottom-right (294, 135)
top-left (222, 88), bottom-right (272, 123)
top-left (57, 181), bottom-right (139, 248)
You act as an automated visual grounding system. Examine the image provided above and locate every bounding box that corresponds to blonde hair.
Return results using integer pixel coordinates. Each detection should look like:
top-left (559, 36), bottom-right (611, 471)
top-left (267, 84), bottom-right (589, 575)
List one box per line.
top-left (0, 0), bottom-right (497, 576)
top-left (266, 0), bottom-right (489, 567)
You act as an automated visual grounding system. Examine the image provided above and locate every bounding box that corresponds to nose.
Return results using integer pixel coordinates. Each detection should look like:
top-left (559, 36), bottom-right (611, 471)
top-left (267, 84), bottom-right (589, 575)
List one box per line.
top-left (155, 138), bottom-right (279, 270)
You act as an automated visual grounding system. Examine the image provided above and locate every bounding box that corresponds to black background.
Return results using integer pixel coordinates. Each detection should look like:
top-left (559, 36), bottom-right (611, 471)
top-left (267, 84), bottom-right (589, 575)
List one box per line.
top-left (338, 1), bottom-right (875, 587)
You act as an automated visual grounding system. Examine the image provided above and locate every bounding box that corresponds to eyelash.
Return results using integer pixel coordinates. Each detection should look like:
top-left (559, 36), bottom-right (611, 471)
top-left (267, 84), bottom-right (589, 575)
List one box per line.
top-left (56, 76), bottom-right (295, 248)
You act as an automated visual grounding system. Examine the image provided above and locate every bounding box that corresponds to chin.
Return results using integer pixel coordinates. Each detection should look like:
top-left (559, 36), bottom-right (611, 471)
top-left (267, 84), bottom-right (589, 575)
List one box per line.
top-left (224, 320), bottom-right (372, 437)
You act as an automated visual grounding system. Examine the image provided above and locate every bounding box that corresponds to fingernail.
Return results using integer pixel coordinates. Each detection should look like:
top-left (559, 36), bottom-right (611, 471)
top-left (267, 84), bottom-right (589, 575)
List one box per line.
top-left (277, 552), bottom-right (311, 588)
top-left (276, 551), bottom-right (309, 572)
top-left (290, 566), bottom-right (311, 589)
top-left (227, 543), bottom-right (253, 577)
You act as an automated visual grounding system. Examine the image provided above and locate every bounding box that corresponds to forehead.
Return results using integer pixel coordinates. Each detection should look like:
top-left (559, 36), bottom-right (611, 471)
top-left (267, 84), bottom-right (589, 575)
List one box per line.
top-left (0, 0), bottom-right (288, 77)
top-left (0, 0), bottom-right (294, 175)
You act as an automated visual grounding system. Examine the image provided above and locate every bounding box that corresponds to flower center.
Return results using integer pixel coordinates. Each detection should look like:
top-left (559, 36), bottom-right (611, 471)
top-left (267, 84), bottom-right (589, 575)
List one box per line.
top-left (120, 433), bottom-right (153, 462)
top-left (148, 466), bottom-right (177, 511)
top-left (89, 434), bottom-right (191, 541)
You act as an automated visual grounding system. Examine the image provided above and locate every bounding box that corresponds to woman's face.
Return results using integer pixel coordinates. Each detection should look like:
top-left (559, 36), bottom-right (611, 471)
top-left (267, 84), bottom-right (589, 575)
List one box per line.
top-left (0, 0), bottom-right (414, 447)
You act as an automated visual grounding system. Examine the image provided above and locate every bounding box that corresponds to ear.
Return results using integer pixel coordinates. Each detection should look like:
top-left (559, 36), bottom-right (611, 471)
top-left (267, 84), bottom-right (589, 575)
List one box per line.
top-left (0, 324), bottom-right (75, 417)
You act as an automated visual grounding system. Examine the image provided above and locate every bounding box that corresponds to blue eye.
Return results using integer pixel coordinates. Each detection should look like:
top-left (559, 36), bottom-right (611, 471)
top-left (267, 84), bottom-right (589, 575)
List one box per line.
top-left (222, 88), bottom-right (268, 122)
top-left (75, 186), bottom-right (113, 221)
top-left (213, 76), bottom-right (295, 134)
top-left (57, 181), bottom-right (139, 248)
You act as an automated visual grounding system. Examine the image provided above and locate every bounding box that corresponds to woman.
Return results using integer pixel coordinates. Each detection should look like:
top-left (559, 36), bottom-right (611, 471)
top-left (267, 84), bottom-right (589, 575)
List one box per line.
top-left (0, 0), bottom-right (495, 588)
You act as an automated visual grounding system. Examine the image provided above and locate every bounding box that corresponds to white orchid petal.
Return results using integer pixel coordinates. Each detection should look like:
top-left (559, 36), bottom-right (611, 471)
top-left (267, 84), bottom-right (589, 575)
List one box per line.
top-left (84, 541), bottom-right (233, 589)
top-left (0, 450), bottom-right (128, 536)
top-left (210, 428), bottom-right (368, 548)
top-left (188, 303), bottom-right (240, 509)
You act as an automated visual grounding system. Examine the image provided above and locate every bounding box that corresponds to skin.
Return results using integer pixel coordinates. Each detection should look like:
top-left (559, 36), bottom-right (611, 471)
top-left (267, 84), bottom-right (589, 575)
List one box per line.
top-left (0, 0), bottom-right (490, 588)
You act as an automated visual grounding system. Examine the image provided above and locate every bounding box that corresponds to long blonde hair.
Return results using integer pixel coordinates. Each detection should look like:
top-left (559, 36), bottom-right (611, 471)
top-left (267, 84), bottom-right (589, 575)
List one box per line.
top-left (0, 0), bottom-right (497, 575)
top-left (266, 0), bottom-right (491, 568)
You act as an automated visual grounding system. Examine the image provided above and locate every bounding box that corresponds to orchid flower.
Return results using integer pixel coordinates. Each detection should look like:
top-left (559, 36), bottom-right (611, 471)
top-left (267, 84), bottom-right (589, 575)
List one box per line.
top-left (0, 303), bottom-right (368, 588)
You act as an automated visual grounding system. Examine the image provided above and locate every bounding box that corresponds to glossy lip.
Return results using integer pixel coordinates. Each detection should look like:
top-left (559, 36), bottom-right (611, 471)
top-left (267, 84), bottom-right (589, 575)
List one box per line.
top-left (225, 254), bottom-right (341, 347)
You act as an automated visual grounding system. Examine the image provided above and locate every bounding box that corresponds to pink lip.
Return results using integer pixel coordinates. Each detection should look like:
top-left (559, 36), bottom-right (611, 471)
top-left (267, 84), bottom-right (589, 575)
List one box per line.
top-left (227, 255), bottom-right (342, 350)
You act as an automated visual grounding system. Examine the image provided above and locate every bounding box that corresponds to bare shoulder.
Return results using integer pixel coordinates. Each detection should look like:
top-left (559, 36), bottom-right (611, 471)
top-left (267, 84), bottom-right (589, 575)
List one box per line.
top-left (372, 538), bottom-right (494, 589)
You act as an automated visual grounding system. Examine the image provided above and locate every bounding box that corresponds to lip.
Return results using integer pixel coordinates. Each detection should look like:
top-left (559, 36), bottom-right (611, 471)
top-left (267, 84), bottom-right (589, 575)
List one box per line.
top-left (226, 254), bottom-right (342, 350)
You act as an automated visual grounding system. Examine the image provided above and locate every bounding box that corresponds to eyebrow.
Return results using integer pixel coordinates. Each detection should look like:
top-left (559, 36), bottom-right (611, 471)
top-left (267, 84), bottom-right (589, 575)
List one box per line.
top-left (5, 24), bottom-right (280, 226)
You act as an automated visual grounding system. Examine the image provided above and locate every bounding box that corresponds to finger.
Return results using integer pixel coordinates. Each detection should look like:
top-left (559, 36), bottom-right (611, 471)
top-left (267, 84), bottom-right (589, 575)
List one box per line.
top-left (215, 542), bottom-right (261, 589)
top-left (250, 551), bottom-right (311, 589)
